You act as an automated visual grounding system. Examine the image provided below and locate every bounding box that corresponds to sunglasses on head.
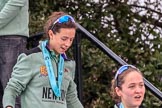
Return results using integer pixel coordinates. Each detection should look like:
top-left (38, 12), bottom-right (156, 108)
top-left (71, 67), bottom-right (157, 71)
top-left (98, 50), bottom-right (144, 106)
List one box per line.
top-left (51, 15), bottom-right (75, 30)
top-left (114, 64), bottom-right (138, 80)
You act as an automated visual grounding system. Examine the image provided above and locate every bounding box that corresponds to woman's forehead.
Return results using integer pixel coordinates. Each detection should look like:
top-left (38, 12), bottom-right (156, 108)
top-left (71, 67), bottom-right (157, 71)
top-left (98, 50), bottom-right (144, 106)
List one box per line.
top-left (123, 71), bottom-right (143, 83)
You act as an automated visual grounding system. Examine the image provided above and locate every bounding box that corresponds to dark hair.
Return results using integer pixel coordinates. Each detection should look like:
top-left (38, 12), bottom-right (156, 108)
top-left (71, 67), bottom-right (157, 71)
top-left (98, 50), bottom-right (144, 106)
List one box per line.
top-left (43, 11), bottom-right (77, 39)
top-left (110, 67), bottom-right (143, 103)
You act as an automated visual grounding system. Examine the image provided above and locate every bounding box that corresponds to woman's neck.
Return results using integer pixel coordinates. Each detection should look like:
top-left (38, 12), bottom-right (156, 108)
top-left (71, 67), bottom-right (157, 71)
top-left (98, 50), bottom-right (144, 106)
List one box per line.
top-left (47, 45), bottom-right (59, 56)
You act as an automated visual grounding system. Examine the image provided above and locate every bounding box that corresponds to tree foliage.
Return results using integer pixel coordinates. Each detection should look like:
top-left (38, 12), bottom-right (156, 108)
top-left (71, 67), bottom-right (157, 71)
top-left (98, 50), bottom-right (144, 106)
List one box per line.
top-left (29, 0), bottom-right (162, 107)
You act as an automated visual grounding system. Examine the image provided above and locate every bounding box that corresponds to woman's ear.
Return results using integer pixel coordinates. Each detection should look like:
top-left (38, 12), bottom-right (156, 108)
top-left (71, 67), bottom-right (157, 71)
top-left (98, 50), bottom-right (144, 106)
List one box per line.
top-left (48, 30), bottom-right (54, 39)
top-left (115, 87), bottom-right (122, 97)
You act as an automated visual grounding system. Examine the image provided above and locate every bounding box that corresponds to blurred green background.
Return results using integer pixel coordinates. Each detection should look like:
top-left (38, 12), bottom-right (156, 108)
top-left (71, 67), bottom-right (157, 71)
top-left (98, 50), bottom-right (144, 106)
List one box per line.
top-left (29, 0), bottom-right (162, 107)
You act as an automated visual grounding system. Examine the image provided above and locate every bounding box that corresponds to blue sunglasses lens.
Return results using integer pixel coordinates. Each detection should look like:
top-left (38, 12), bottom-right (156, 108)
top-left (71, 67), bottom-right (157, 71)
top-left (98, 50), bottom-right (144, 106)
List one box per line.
top-left (115, 65), bottom-right (137, 79)
top-left (51, 15), bottom-right (75, 30)
top-left (54, 15), bottom-right (75, 25)
top-left (58, 16), bottom-right (72, 23)
top-left (118, 66), bottom-right (129, 74)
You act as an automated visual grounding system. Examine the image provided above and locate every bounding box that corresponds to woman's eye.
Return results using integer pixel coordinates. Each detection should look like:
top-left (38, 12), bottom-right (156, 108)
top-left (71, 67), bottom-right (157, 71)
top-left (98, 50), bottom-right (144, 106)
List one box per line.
top-left (129, 85), bottom-right (135, 88)
top-left (61, 38), bottom-right (67, 41)
top-left (70, 38), bottom-right (74, 42)
top-left (139, 84), bottom-right (144, 88)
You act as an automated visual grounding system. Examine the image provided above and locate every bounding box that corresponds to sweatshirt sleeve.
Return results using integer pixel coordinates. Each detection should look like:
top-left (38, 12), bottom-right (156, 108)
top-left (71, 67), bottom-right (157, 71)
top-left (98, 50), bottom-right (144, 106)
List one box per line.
top-left (0, 0), bottom-right (27, 28)
top-left (3, 53), bottom-right (33, 108)
top-left (66, 79), bottom-right (83, 108)
top-left (65, 60), bottom-right (83, 108)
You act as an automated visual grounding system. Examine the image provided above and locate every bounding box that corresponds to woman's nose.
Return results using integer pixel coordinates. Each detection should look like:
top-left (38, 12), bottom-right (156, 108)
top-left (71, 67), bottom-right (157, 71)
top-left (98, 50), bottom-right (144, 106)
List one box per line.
top-left (135, 87), bottom-right (142, 93)
top-left (65, 40), bottom-right (72, 47)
